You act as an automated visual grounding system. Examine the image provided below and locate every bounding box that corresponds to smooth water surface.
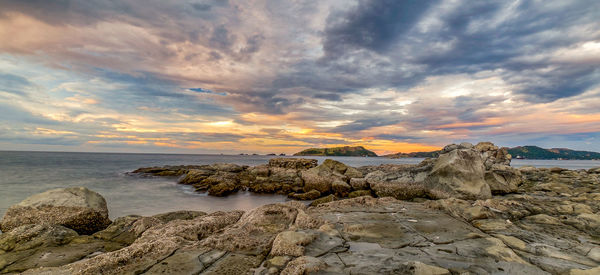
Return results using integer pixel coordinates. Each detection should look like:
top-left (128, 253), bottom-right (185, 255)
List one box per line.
top-left (1, 151), bottom-right (598, 219)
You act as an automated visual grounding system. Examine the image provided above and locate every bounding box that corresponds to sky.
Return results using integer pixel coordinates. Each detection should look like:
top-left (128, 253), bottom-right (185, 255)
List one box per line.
top-left (0, 0), bottom-right (599, 155)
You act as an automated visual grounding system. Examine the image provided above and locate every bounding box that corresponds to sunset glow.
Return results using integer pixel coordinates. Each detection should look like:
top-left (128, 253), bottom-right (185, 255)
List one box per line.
top-left (0, 1), bottom-right (599, 154)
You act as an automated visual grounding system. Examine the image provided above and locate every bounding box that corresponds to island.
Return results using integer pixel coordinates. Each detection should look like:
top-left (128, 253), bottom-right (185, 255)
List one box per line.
top-left (293, 145), bottom-right (377, 157)
top-left (508, 146), bottom-right (600, 160)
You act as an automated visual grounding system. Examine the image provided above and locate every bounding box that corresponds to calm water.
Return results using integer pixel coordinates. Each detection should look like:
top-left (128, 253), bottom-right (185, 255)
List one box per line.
top-left (1, 151), bottom-right (598, 220)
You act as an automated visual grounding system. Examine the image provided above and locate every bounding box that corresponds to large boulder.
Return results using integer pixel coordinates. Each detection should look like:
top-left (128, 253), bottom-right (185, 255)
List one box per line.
top-left (425, 149), bottom-right (492, 200)
top-left (0, 187), bottom-right (111, 234)
top-left (301, 159), bottom-right (360, 194)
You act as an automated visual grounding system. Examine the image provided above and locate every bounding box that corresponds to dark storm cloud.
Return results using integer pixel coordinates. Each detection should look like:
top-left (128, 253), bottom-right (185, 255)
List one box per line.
top-left (322, 0), bottom-right (437, 58)
top-left (332, 117), bottom-right (401, 133)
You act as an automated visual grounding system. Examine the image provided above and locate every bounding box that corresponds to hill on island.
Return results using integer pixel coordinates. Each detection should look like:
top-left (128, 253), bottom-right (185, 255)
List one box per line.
top-left (508, 146), bottom-right (600, 160)
top-left (293, 146), bottom-right (377, 157)
top-left (382, 150), bottom-right (441, 159)
top-left (383, 145), bottom-right (600, 160)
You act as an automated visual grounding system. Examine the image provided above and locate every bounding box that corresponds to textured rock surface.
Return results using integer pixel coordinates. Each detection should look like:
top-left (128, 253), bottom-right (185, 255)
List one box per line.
top-left (0, 187), bottom-right (111, 234)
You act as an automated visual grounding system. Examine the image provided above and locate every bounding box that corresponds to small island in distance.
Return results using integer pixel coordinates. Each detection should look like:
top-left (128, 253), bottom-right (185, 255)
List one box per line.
top-left (294, 145), bottom-right (600, 160)
top-left (293, 146), bottom-right (377, 157)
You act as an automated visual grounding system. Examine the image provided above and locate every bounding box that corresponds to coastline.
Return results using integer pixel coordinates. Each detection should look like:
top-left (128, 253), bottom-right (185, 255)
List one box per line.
top-left (1, 142), bottom-right (600, 274)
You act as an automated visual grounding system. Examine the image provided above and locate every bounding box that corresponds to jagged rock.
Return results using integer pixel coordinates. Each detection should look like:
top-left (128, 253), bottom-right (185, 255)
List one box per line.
top-left (201, 204), bottom-right (298, 255)
top-left (268, 158), bottom-right (318, 170)
top-left (485, 164), bottom-right (521, 194)
top-left (270, 231), bottom-right (316, 257)
top-left (0, 187), bottom-right (111, 235)
top-left (425, 149), bottom-right (492, 200)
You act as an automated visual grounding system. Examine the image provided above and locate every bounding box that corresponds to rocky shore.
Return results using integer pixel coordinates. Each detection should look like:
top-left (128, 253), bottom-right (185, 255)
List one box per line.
top-left (1, 142), bottom-right (599, 274)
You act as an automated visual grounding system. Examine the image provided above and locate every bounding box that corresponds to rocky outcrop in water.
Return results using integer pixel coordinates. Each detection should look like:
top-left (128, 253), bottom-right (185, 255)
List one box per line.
top-left (132, 142), bottom-right (521, 202)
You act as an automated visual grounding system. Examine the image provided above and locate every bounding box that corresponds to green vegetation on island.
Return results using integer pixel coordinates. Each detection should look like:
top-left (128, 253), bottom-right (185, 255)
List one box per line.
top-left (293, 146), bottom-right (377, 157)
top-left (508, 146), bottom-right (600, 160)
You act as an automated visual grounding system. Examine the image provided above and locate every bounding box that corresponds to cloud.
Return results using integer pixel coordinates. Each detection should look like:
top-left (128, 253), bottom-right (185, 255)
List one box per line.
top-left (0, 73), bottom-right (33, 96)
top-left (0, 0), bottom-right (599, 153)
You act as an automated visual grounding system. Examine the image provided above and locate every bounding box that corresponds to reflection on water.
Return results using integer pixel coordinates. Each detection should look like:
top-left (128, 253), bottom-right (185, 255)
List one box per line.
top-left (0, 151), bottom-right (598, 219)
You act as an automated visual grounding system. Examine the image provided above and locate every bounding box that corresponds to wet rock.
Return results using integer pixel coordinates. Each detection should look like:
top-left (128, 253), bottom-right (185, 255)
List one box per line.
top-left (0, 187), bottom-right (111, 235)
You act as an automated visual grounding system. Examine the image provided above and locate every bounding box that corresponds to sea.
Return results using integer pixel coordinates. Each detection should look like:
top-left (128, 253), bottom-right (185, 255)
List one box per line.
top-left (1, 151), bottom-right (599, 220)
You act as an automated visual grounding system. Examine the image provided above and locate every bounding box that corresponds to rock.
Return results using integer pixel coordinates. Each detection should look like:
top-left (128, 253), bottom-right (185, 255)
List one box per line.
top-left (485, 164), bottom-right (521, 194)
top-left (567, 266), bottom-right (600, 275)
top-left (0, 224), bottom-right (78, 253)
top-left (348, 190), bottom-right (372, 198)
top-left (47, 211), bottom-right (242, 275)
top-left (475, 141), bottom-right (499, 152)
top-left (331, 180), bottom-right (351, 197)
top-left (151, 210), bottom-right (206, 223)
top-left (425, 149), bottom-right (492, 200)
top-left (309, 194), bottom-right (336, 207)
top-left (399, 261), bottom-right (450, 275)
top-left (271, 231), bottom-right (316, 257)
top-left (281, 256), bottom-right (327, 275)
top-left (301, 160), bottom-right (347, 194)
top-left (92, 216), bottom-right (161, 245)
top-left (0, 187), bottom-right (111, 234)
top-left (426, 198), bottom-right (492, 222)
top-left (288, 190), bottom-right (321, 200)
top-left (0, 224), bottom-right (113, 273)
top-left (459, 142), bottom-right (474, 149)
top-left (349, 177), bottom-right (368, 190)
top-left (201, 204), bottom-right (298, 255)
top-left (268, 158), bottom-right (318, 170)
